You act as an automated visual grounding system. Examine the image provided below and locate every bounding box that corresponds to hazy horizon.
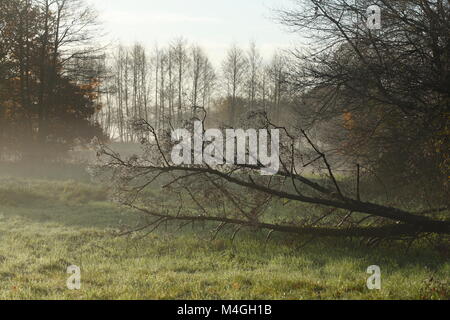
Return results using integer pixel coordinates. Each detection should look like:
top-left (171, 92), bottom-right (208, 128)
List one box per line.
top-left (88, 0), bottom-right (299, 65)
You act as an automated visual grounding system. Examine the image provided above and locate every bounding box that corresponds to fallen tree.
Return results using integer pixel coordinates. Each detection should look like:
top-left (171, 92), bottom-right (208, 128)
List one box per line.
top-left (91, 114), bottom-right (449, 243)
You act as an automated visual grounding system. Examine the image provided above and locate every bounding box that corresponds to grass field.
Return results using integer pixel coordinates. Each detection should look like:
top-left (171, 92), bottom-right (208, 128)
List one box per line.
top-left (0, 173), bottom-right (448, 300)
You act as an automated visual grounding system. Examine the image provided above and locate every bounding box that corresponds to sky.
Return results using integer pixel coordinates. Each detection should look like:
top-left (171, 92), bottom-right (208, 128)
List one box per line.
top-left (87, 0), bottom-right (300, 66)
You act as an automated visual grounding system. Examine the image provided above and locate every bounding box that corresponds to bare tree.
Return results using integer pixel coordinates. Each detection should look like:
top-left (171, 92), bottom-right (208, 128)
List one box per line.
top-left (171, 38), bottom-right (190, 124)
top-left (222, 45), bottom-right (248, 123)
top-left (190, 45), bottom-right (215, 116)
top-left (92, 113), bottom-right (449, 243)
top-left (266, 53), bottom-right (287, 123)
top-left (190, 45), bottom-right (204, 115)
top-left (246, 42), bottom-right (263, 109)
top-left (200, 55), bottom-right (216, 112)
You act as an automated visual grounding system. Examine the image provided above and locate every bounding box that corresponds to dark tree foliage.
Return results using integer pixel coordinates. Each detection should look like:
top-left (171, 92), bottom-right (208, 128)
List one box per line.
top-left (278, 0), bottom-right (449, 203)
top-left (0, 0), bottom-right (106, 161)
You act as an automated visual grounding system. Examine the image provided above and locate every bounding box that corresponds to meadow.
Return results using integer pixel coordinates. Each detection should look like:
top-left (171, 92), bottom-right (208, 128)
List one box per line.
top-left (0, 163), bottom-right (448, 300)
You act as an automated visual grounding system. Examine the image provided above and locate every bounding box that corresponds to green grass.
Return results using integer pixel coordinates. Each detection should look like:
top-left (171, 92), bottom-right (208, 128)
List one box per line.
top-left (0, 177), bottom-right (448, 300)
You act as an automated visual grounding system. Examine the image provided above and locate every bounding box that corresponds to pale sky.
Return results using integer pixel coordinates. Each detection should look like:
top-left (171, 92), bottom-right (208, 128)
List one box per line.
top-left (87, 0), bottom-right (300, 65)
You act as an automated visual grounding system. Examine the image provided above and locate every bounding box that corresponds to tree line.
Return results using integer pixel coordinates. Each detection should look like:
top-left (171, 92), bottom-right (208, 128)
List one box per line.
top-left (95, 41), bottom-right (291, 142)
top-left (0, 0), bottom-right (293, 160)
